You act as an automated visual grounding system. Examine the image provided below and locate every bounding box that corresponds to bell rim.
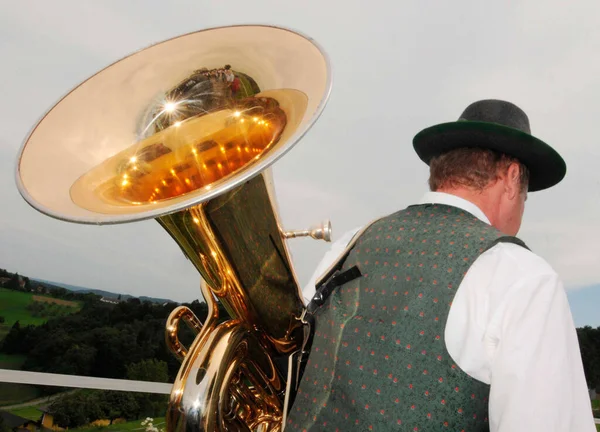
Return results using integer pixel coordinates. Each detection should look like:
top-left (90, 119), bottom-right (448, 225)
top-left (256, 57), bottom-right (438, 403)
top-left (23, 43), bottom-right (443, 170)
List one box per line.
top-left (14, 23), bottom-right (333, 225)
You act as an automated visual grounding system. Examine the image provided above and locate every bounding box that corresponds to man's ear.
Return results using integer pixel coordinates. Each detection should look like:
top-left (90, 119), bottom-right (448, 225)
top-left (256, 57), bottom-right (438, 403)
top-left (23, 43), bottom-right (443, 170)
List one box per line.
top-left (505, 163), bottom-right (521, 199)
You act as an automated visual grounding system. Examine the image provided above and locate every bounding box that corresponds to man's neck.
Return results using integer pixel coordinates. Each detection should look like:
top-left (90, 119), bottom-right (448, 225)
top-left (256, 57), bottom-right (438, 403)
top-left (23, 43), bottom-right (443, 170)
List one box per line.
top-left (426, 188), bottom-right (496, 225)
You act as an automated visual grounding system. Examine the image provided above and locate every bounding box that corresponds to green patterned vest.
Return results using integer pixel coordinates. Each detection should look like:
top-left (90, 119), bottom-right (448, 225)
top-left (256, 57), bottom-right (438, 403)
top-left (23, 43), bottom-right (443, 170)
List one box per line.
top-left (286, 204), bottom-right (526, 432)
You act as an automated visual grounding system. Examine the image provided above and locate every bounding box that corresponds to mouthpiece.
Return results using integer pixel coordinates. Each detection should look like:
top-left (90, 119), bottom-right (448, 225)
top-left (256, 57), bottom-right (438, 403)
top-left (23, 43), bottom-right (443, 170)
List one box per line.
top-left (283, 220), bottom-right (332, 242)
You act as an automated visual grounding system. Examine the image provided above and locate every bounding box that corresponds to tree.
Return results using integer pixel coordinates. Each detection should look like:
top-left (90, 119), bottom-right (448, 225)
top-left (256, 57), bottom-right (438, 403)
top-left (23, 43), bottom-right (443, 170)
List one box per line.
top-left (49, 391), bottom-right (102, 428)
top-left (126, 359), bottom-right (169, 383)
top-left (0, 296), bottom-right (206, 381)
top-left (56, 344), bottom-right (97, 375)
top-left (576, 326), bottom-right (600, 390)
top-left (6, 273), bottom-right (20, 291)
top-left (126, 359), bottom-right (169, 418)
top-left (90, 327), bottom-right (135, 378)
top-left (100, 391), bottom-right (139, 423)
top-left (1, 321), bottom-right (22, 353)
top-left (0, 414), bottom-right (11, 432)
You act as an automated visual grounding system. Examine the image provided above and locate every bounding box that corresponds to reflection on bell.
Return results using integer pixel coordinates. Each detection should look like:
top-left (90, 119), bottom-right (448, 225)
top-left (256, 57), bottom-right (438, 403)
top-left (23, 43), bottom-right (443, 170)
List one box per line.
top-left (69, 87), bottom-right (309, 214)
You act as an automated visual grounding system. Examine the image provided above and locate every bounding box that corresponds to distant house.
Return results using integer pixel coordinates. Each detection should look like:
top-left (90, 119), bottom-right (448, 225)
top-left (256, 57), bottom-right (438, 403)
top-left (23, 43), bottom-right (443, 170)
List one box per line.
top-left (0, 277), bottom-right (10, 287)
top-left (36, 405), bottom-right (123, 430)
top-left (100, 297), bottom-right (120, 305)
top-left (36, 405), bottom-right (62, 431)
top-left (37, 405), bottom-right (53, 430)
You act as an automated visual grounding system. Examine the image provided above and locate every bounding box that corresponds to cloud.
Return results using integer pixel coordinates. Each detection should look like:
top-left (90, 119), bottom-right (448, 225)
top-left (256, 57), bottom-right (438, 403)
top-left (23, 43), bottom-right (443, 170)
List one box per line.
top-left (1, 0), bottom-right (599, 327)
top-left (521, 220), bottom-right (600, 289)
top-left (1, 3), bottom-right (152, 59)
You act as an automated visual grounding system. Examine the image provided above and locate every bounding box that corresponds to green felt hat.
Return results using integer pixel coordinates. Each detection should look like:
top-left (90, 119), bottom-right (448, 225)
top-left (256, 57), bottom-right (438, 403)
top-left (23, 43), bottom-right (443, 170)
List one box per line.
top-left (413, 99), bottom-right (566, 192)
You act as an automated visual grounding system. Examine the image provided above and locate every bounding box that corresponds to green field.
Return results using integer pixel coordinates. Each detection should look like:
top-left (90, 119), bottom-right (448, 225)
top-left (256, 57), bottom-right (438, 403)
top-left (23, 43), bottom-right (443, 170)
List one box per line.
top-left (0, 288), bottom-right (47, 336)
top-left (6, 406), bottom-right (44, 421)
top-left (71, 417), bottom-right (165, 432)
top-left (0, 289), bottom-right (81, 406)
top-left (6, 400), bottom-right (166, 428)
top-left (592, 399), bottom-right (599, 431)
top-left (0, 288), bottom-right (80, 339)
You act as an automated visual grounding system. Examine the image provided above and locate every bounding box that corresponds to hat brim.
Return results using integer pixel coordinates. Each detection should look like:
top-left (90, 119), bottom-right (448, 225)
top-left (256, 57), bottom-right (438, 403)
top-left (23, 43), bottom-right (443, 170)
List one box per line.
top-left (412, 121), bottom-right (566, 192)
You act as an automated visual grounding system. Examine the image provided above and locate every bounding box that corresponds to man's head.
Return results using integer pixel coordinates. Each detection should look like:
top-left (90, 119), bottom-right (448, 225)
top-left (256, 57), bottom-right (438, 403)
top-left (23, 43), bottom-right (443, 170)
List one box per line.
top-left (428, 148), bottom-right (529, 235)
top-left (413, 99), bottom-right (567, 235)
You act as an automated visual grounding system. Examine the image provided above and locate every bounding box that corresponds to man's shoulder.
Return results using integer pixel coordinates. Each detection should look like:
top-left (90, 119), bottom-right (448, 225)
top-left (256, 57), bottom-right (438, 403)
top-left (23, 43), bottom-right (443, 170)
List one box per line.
top-left (458, 241), bottom-right (563, 318)
top-left (476, 240), bottom-right (559, 280)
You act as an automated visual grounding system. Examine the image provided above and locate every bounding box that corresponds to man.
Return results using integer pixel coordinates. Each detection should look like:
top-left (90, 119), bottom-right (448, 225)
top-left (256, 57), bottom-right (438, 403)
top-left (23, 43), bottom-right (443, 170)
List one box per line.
top-left (286, 100), bottom-right (595, 431)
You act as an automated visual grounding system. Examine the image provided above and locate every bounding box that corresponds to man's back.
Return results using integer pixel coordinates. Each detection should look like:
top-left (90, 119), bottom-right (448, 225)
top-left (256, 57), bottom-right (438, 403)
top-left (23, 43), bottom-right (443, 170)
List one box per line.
top-left (289, 193), bottom-right (595, 431)
top-left (288, 97), bottom-right (597, 430)
top-left (287, 203), bottom-right (516, 431)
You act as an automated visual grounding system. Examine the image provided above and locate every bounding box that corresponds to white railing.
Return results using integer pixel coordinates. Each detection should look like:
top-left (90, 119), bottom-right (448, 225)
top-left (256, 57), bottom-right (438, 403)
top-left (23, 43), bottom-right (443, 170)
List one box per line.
top-left (0, 369), bottom-right (171, 394)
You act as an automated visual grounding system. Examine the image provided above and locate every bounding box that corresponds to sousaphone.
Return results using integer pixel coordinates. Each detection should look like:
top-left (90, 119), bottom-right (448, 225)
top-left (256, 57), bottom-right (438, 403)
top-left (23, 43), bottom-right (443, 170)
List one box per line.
top-left (15, 25), bottom-right (331, 431)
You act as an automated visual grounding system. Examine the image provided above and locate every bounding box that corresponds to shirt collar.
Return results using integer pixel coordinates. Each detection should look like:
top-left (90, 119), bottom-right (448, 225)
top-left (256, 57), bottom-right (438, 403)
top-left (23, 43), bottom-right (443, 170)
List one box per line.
top-left (418, 191), bottom-right (491, 225)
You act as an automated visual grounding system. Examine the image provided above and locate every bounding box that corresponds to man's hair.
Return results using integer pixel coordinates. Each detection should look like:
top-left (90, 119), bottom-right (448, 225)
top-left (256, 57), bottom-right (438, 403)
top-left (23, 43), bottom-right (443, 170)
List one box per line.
top-left (428, 148), bottom-right (530, 193)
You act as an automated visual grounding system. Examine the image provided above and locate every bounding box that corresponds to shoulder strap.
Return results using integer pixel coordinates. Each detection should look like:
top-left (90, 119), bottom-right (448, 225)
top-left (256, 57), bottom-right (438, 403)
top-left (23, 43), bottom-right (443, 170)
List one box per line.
top-left (314, 217), bottom-right (383, 290)
top-left (483, 235), bottom-right (530, 254)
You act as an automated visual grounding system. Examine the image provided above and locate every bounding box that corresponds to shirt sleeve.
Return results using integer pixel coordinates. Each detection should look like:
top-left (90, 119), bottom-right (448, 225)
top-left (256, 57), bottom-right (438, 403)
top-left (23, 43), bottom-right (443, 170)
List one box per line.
top-left (487, 271), bottom-right (596, 432)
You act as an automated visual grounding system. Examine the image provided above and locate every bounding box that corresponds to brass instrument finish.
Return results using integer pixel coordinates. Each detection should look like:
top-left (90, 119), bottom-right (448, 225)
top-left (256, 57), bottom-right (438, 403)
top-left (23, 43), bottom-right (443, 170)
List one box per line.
top-left (15, 25), bottom-right (332, 431)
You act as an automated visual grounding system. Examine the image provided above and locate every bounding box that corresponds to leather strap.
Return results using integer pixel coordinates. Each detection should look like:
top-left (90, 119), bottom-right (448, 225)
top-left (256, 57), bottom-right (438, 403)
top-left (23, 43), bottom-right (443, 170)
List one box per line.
top-left (314, 217), bottom-right (383, 290)
top-left (306, 265), bottom-right (362, 314)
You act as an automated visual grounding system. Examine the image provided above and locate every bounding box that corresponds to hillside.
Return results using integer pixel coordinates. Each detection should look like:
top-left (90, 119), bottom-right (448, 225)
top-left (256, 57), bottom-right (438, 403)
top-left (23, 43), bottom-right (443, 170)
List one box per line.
top-left (31, 278), bottom-right (174, 304)
top-left (0, 288), bottom-right (83, 406)
top-left (0, 288), bottom-right (81, 339)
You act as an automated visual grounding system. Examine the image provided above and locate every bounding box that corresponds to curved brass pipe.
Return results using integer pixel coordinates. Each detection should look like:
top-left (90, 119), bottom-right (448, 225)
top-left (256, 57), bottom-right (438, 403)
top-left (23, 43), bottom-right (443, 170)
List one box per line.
top-left (165, 278), bottom-right (215, 361)
top-left (166, 319), bottom-right (285, 431)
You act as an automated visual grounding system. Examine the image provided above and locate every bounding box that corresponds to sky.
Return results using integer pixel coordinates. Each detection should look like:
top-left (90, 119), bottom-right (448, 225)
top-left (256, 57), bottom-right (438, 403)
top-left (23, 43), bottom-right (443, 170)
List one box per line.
top-left (0, 0), bottom-right (598, 327)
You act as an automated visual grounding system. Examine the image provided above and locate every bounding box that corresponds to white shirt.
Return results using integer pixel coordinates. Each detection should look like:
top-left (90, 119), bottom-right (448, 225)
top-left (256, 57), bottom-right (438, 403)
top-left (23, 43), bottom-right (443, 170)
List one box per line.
top-left (302, 192), bottom-right (596, 432)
